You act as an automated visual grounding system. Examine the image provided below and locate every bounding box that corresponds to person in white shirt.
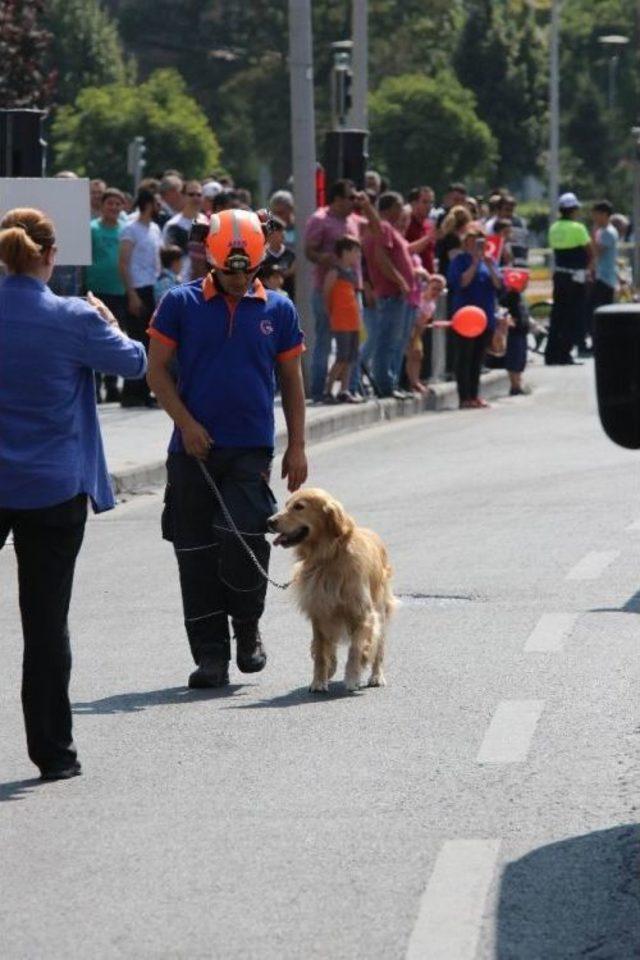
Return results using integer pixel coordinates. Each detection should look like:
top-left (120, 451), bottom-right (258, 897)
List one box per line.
top-left (119, 187), bottom-right (163, 406)
top-left (157, 174), bottom-right (185, 228)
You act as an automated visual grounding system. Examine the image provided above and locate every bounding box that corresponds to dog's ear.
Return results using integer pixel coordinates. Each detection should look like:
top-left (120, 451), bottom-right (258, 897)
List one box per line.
top-left (323, 500), bottom-right (354, 540)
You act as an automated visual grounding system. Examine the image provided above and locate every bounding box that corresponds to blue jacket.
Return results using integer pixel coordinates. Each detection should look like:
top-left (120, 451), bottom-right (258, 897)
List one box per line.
top-left (0, 275), bottom-right (147, 512)
top-left (447, 253), bottom-right (497, 331)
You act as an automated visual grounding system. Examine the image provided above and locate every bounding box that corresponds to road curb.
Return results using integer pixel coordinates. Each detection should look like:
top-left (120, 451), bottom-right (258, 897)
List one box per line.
top-left (110, 370), bottom-right (510, 495)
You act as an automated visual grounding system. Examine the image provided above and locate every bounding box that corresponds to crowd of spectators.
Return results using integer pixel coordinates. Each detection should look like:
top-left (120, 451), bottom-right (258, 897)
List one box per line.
top-left (67, 166), bottom-right (628, 411)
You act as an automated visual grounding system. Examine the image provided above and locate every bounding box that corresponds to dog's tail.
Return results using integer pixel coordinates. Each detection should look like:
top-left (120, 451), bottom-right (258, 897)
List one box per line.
top-left (384, 575), bottom-right (397, 620)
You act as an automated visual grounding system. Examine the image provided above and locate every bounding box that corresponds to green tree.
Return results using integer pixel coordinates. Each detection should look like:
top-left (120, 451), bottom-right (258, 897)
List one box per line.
top-left (0, 0), bottom-right (54, 107)
top-left (114, 0), bottom-right (467, 189)
top-left (44, 0), bottom-right (133, 106)
top-left (454, 0), bottom-right (547, 183)
top-left (51, 69), bottom-right (221, 186)
top-left (368, 72), bottom-right (498, 194)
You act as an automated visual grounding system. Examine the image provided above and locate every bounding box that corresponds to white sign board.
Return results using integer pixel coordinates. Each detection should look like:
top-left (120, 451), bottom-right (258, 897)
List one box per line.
top-left (0, 178), bottom-right (91, 265)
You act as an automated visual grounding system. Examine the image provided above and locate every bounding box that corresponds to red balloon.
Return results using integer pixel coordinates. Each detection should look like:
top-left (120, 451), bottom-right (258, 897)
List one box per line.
top-left (451, 306), bottom-right (488, 338)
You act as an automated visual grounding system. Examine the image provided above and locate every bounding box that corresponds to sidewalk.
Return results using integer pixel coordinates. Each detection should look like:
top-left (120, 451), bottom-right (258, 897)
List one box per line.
top-left (101, 371), bottom-right (510, 494)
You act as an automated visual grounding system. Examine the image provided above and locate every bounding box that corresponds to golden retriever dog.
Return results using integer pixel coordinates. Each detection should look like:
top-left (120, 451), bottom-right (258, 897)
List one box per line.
top-left (268, 488), bottom-right (395, 693)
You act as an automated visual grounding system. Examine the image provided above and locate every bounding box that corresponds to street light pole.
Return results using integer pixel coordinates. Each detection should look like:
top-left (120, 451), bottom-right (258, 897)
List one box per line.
top-left (598, 35), bottom-right (630, 110)
top-left (632, 127), bottom-right (640, 290)
top-left (351, 0), bottom-right (368, 131)
top-left (549, 0), bottom-right (560, 210)
top-left (288, 0), bottom-right (317, 381)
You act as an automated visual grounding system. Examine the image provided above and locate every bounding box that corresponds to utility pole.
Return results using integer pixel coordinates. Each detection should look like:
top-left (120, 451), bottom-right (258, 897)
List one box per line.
top-left (549, 0), bottom-right (560, 211)
top-left (351, 0), bottom-right (368, 131)
top-left (632, 127), bottom-right (640, 290)
top-left (288, 0), bottom-right (317, 380)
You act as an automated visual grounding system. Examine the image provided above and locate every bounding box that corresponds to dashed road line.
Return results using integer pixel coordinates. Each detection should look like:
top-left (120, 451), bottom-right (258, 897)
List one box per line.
top-left (405, 839), bottom-right (501, 960)
top-left (476, 700), bottom-right (545, 764)
top-left (524, 612), bottom-right (579, 652)
top-left (566, 550), bottom-right (619, 581)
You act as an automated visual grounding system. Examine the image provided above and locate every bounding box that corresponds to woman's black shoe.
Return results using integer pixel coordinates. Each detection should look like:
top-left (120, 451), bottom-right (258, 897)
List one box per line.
top-left (188, 656), bottom-right (230, 689)
top-left (40, 761), bottom-right (82, 781)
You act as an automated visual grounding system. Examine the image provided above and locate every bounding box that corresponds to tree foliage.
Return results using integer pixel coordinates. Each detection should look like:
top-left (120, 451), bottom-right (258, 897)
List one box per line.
top-left (454, 0), bottom-right (547, 183)
top-left (28, 0), bottom-right (640, 206)
top-left (0, 0), bottom-right (54, 107)
top-left (44, 0), bottom-right (133, 107)
top-left (51, 69), bottom-right (221, 187)
top-left (368, 72), bottom-right (498, 194)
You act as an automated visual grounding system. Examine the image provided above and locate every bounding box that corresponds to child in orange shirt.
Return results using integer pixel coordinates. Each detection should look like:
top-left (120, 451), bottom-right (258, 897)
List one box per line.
top-left (323, 236), bottom-right (363, 404)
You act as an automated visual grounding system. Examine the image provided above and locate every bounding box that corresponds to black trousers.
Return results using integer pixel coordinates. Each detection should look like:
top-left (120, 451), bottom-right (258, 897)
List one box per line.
top-left (163, 449), bottom-right (277, 664)
top-left (546, 272), bottom-right (586, 364)
top-left (0, 495), bottom-right (87, 772)
top-left (121, 285), bottom-right (154, 405)
top-left (454, 329), bottom-right (490, 402)
top-left (590, 279), bottom-right (615, 319)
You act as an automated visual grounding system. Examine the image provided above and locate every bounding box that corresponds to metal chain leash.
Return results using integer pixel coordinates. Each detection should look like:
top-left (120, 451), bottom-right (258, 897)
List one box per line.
top-left (196, 459), bottom-right (291, 591)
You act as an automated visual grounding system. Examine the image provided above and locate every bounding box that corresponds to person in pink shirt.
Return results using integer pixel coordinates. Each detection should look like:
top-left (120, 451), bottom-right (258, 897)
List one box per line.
top-left (405, 186), bottom-right (436, 274)
top-left (362, 192), bottom-right (415, 397)
top-left (303, 180), bottom-right (364, 402)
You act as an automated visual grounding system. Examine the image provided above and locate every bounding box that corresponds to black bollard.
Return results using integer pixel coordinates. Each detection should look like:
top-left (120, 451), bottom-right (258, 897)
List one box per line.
top-left (594, 303), bottom-right (640, 449)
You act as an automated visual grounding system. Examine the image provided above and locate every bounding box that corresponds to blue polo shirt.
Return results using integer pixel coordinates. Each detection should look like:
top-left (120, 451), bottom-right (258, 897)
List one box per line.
top-left (148, 276), bottom-right (304, 451)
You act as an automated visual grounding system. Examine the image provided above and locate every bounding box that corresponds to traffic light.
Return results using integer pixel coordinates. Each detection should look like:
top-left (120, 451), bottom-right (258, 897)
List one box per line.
top-left (127, 136), bottom-right (147, 192)
top-left (333, 64), bottom-right (354, 127)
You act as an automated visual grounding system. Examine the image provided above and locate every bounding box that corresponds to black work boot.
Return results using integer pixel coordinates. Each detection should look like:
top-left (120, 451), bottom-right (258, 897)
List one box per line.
top-left (234, 621), bottom-right (267, 674)
top-left (188, 654), bottom-right (229, 689)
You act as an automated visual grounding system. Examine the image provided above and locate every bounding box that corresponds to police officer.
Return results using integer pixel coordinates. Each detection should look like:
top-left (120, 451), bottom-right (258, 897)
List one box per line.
top-left (147, 209), bottom-right (307, 689)
top-left (546, 193), bottom-right (592, 365)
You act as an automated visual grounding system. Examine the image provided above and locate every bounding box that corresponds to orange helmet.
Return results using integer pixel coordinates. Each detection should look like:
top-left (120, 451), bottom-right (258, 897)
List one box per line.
top-left (206, 209), bottom-right (265, 273)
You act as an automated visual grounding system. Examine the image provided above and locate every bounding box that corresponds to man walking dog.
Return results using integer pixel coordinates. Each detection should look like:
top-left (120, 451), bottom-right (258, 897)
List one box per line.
top-left (147, 209), bottom-right (307, 689)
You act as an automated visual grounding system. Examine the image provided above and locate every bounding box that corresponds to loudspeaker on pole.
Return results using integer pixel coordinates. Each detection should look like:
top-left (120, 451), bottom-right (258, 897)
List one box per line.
top-left (324, 129), bottom-right (368, 190)
top-left (0, 109), bottom-right (47, 177)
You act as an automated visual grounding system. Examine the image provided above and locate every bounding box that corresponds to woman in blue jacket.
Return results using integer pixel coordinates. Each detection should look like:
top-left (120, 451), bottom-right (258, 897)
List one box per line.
top-left (447, 225), bottom-right (502, 408)
top-left (0, 207), bottom-right (147, 781)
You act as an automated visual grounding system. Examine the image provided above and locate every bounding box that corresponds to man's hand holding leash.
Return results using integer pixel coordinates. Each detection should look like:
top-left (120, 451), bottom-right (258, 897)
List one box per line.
top-left (179, 418), bottom-right (214, 460)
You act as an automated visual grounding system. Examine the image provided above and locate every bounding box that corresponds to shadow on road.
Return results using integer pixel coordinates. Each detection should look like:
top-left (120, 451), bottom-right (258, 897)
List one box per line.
top-left (227, 682), bottom-right (363, 710)
top-left (591, 588), bottom-right (640, 614)
top-left (496, 824), bottom-right (640, 958)
top-left (73, 683), bottom-right (253, 715)
top-left (0, 777), bottom-right (44, 804)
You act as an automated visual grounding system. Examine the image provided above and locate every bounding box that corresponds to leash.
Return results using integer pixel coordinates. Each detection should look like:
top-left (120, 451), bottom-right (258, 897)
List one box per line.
top-left (196, 458), bottom-right (291, 591)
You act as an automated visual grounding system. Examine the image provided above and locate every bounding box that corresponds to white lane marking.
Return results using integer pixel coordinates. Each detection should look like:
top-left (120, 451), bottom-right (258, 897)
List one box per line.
top-left (565, 550), bottom-right (619, 581)
top-left (405, 839), bottom-right (501, 960)
top-left (476, 700), bottom-right (545, 764)
top-left (524, 612), bottom-right (579, 652)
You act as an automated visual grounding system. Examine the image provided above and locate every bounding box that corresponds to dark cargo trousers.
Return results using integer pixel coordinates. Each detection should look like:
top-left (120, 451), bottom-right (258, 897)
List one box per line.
top-left (163, 448), bottom-right (276, 665)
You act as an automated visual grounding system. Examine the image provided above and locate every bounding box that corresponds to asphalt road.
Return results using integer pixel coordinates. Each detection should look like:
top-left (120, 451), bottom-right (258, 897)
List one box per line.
top-left (1, 362), bottom-right (639, 959)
